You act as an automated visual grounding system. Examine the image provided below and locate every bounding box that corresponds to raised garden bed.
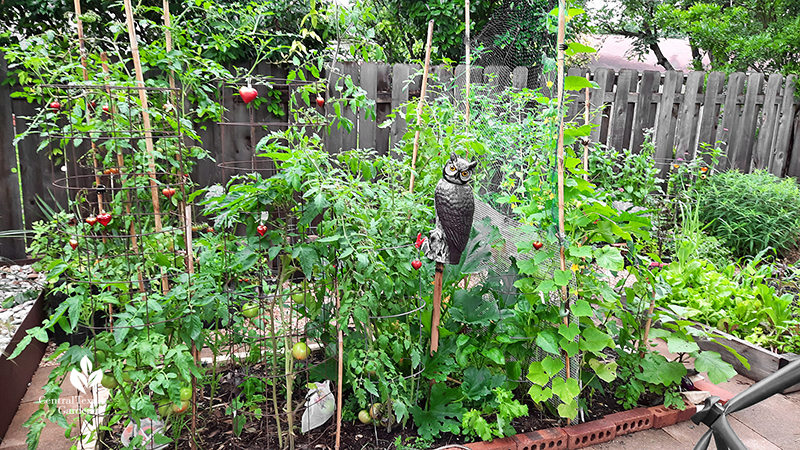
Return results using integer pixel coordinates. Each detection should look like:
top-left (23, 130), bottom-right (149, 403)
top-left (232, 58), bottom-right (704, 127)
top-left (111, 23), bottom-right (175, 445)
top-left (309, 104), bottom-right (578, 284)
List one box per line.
top-left (0, 290), bottom-right (47, 439)
top-left (696, 327), bottom-right (800, 394)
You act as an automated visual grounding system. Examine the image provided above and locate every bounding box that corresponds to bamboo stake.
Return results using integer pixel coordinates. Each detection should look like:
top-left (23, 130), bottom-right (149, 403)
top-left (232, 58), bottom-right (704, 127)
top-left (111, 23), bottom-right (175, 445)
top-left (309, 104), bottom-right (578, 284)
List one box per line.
top-left (640, 286), bottom-right (657, 357)
top-left (584, 75), bottom-right (590, 182)
top-left (72, 0), bottom-right (106, 241)
top-left (122, 0), bottom-right (168, 294)
top-left (555, 0), bottom-right (572, 390)
top-left (101, 53), bottom-right (146, 295)
top-left (163, 0), bottom-right (186, 226)
top-left (408, 20), bottom-right (435, 193)
top-left (335, 268), bottom-right (343, 450)
top-left (185, 205), bottom-right (197, 450)
top-left (464, 0), bottom-right (471, 131)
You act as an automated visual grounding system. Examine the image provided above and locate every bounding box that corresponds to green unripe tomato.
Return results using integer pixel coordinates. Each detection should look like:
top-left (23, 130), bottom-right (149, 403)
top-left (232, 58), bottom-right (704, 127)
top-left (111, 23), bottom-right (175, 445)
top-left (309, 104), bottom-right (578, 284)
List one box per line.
top-left (358, 409), bottom-right (372, 424)
top-left (101, 373), bottom-right (118, 390)
top-left (158, 402), bottom-right (172, 418)
top-left (292, 342), bottom-right (310, 360)
top-left (94, 350), bottom-right (106, 366)
top-left (242, 302), bottom-right (259, 319)
top-left (292, 293), bottom-right (305, 304)
top-left (180, 387), bottom-right (192, 401)
top-left (121, 365), bottom-right (135, 383)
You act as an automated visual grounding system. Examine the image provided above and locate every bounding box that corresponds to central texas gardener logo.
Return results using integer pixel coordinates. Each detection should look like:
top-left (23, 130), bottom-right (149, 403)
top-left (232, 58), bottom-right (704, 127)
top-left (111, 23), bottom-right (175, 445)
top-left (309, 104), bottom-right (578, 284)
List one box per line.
top-left (69, 356), bottom-right (103, 394)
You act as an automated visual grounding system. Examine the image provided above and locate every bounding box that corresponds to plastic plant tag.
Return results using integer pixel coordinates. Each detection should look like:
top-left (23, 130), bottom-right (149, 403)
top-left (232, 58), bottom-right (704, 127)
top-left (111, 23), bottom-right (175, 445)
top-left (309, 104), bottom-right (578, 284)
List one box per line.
top-left (301, 380), bottom-right (335, 433)
top-left (121, 418), bottom-right (168, 450)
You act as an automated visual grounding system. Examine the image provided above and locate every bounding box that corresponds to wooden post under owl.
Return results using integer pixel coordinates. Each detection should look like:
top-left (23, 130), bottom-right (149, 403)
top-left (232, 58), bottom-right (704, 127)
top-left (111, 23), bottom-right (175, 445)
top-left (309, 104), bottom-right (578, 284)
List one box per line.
top-left (421, 152), bottom-right (477, 353)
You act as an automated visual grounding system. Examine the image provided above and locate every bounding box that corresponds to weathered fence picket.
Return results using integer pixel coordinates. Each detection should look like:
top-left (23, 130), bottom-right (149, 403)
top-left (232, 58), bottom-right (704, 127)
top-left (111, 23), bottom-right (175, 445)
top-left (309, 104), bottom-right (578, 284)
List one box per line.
top-left (3, 56), bottom-right (800, 258)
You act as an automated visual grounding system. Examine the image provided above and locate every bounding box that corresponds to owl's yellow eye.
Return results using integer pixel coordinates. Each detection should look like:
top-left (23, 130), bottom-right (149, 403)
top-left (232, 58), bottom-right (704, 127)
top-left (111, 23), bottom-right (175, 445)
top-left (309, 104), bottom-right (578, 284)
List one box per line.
top-left (461, 171), bottom-right (469, 177)
top-left (449, 166), bottom-right (456, 171)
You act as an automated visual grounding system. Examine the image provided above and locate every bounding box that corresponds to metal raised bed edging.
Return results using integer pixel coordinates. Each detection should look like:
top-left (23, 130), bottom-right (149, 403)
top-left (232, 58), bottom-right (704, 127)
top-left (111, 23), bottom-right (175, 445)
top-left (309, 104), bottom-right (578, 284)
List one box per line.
top-left (0, 289), bottom-right (47, 439)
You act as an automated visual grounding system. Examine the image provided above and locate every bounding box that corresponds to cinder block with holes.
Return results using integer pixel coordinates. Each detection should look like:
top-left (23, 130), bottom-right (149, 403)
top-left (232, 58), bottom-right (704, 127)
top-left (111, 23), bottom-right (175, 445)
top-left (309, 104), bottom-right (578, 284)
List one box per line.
top-left (649, 405), bottom-right (680, 429)
top-left (512, 428), bottom-right (568, 450)
top-left (603, 408), bottom-right (654, 436)
top-left (465, 436), bottom-right (517, 450)
top-left (562, 418), bottom-right (615, 449)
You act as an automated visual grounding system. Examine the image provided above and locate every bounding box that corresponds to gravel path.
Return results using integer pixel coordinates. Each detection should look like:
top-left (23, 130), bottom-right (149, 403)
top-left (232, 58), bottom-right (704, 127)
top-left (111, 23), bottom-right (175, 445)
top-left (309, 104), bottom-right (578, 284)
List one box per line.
top-left (0, 264), bottom-right (45, 352)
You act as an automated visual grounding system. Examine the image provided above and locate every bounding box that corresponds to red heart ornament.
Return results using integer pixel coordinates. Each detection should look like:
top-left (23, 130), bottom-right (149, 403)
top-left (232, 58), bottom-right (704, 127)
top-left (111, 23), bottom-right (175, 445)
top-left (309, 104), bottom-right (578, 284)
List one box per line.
top-left (411, 260), bottom-right (422, 270)
top-left (257, 224), bottom-right (267, 237)
top-left (162, 187), bottom-right (175, 198)
top-left (69, 239), bottom-right (78, 250)
top-left (239, 86), bottom-right (258, 104)
top-left (532, 241), bottom-right (544, 250)
top-left (316, 96), bottom-right (325, 108)
top-left (85, 216), bottom-right (98, 226)
top-left (98, 212), bottom-right (112, 227)
top-left (49, 101), bottom-right (61, 110)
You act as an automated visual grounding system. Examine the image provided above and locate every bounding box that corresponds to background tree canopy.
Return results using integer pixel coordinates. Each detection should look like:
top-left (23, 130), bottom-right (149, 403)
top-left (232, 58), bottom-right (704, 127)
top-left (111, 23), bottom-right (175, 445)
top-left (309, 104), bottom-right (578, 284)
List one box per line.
top-left (590, 0), bottom-right (800, 75)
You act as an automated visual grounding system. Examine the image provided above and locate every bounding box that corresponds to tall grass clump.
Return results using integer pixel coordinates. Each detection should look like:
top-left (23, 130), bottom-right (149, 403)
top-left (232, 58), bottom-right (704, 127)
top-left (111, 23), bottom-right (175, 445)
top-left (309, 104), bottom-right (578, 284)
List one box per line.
top-left (694, 169), bottom-right (800, 257)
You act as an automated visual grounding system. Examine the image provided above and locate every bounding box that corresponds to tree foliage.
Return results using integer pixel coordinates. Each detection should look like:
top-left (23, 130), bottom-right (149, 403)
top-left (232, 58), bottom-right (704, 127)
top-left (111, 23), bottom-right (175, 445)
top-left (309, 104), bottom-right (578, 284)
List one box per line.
top-left (353, 0), bottom-right (502, 64)
top-left (657, 0), bottom-right (800, 74)
top-left (591, 0), bottom-right (800, 74)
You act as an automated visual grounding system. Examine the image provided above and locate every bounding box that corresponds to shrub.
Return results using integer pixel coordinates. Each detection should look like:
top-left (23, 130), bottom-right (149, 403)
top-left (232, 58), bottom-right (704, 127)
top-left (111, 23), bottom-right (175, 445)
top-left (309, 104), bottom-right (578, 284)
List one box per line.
top-left (694, 169), bottom-right (800, 257)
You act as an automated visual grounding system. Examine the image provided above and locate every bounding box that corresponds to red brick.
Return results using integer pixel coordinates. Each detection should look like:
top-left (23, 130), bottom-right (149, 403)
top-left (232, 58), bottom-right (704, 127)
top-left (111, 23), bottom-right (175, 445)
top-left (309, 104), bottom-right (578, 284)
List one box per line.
top-left (692, 380), bottom-right (734, 404)
top-left (649, 405), bottom-right (679, 429)
top-left (465, 436), bottom-right (517, 450)
top-left (676, 400), bottom-right (697, 424)
top-left (513, 428), bottom-right (568, 450)
top-left (562, 418), bottom-right (615, 449)
top-left (603, 408), bottom-right (654, 435)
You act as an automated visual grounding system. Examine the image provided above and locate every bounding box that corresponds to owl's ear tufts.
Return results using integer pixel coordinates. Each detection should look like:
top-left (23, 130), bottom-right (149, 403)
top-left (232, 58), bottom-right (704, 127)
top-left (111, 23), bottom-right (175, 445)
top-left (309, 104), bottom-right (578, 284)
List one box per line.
top-left (467, 160), bottom-right (478, 170)
top-left (450, 152), bottom-right (458, 162)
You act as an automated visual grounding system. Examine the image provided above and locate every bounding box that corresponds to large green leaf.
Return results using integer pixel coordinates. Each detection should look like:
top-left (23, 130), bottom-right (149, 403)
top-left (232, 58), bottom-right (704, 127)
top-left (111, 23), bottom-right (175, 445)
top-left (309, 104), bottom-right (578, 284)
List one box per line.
top-left (449, 289), bottom-right (501, 326)
top-left (588, 358), bottom-right (618, 383)
top-left (695, 351), bottom-right (737, 384)
top-left (536, 328), bottom-right (561, 355)
top-left (667, 335), bottom-right (700, 354)
top-left (594, 246), bottom-right (624, 271)
top-left (461, 367), bottom-right (505, 401)
top-left (409, 384), bottom-right (464, 440)
top-left (579, 326), bottom-right (614, 353)
top-left (551, 377), bottom-right (581, 402)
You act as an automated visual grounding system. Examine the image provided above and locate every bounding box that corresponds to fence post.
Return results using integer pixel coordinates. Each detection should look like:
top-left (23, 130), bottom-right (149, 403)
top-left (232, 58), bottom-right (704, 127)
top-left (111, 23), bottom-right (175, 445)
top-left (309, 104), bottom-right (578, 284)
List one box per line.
top-left (0, 51), bottom-right (27, 259)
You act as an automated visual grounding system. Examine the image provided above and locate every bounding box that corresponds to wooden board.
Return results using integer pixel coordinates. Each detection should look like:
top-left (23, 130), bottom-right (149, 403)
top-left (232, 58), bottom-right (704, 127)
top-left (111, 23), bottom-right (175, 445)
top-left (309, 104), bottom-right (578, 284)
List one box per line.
top-left (511, 66), bottom-right (528, 91)
top-left (788, 111), bottom-right (800, 179)
top-left (630, 70), bottom-right (659, 153)
top-left (697, 71), bottom-right (725, 162)
top-left (589, 68), bottom-right (615, 145)
top-left (675, 71), bottom-right (704, 160)
top-left (391, 64), bottom-right (412, 148)
top-left (0, 51), bottom-right (26, 259)
top-left (374, 64), bottom-right (391, 156)
top-left (770, 74), bottom-right (797, 176)
top-left (655, 71), bottom-right (683, 179)
top-left (339, 61), bottom-right (360, 152)
top-left (717, 72), bottom-right (745, 171)
top-left (753, 73), bottom-right (783, 170)
top-left (359, 62), bottom-right (379, 152)
top-left (730, 72), bottom-right (764, 172)
top-left (609, 69), bottom-right (636, 151)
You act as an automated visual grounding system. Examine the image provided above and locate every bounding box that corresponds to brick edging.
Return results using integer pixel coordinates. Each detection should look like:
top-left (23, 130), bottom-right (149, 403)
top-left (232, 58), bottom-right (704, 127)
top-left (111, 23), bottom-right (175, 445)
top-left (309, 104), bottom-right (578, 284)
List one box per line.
top-left (460, 386), bottom-right (734, 450)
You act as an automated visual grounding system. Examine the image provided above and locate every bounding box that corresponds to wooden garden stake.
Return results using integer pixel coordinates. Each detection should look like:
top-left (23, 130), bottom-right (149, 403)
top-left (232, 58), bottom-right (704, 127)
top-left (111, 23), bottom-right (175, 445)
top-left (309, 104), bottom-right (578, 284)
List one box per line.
top-left (184, 205), bottom-right (198, 450)
top-left (555, 0), bottom-right (573, 395)
top-left (640, 285), bottom-right (657, 357)
top-left (122, 0), bottom-right (169, 294)
top-left (584, 75), bottom-right (590, 181)
top-left (408, 20), bottom-right (435, 193)
top-left (122, 0), bottom-right (165, 233)
top-left (72, 0), bottom-right (107, 244)
top-left (430, 262), bottom-right (444, 354)
top-left (335, 268), bottom-right (343, 450)
top-left (465, 0), bottom-right (471, 131)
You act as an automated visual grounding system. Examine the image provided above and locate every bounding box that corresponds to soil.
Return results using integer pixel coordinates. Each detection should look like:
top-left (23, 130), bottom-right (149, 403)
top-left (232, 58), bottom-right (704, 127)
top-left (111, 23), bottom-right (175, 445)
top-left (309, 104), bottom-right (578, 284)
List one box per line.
top-left (98, 364), bottom-right (638, 450)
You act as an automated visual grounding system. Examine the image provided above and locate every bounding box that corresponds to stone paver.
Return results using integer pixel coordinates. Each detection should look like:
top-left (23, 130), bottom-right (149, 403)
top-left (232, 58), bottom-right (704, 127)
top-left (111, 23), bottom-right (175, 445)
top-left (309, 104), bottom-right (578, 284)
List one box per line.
top-left (584, 428), bottom-right (680, 449)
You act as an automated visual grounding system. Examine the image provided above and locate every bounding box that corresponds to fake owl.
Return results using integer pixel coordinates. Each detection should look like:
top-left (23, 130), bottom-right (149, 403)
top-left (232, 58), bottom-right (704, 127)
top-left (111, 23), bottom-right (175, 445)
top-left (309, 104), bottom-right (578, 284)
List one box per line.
top-left (423, 152), bottom-right (478, 265)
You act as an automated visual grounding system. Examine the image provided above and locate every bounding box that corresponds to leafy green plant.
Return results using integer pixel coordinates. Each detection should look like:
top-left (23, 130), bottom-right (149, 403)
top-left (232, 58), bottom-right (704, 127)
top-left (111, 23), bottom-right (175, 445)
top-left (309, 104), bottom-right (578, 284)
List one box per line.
top-left (588, 129), bottom-right (662, 208)
top-left (693, 169), bottom-right (800, 257)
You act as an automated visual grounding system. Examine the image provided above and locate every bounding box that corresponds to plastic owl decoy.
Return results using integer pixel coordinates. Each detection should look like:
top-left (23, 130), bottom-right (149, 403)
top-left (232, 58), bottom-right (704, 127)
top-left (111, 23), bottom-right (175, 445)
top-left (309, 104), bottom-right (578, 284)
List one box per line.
top-left (423, 152), bottom-right (478, 264)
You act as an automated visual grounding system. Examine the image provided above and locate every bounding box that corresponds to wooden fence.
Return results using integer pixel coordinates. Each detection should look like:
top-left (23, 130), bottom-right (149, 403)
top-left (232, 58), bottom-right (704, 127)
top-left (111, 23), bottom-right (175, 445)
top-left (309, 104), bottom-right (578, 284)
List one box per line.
top-left (2, 56), bottom-right (799, 259)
